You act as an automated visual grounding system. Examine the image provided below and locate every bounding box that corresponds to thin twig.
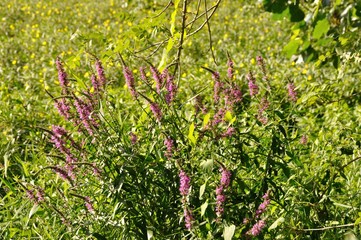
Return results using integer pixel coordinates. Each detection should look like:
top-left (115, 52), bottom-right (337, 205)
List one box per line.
top-left (173, 0), bottom-right (188, 78)
top-left (187, 0), bottom-right (222, 37)
top-left (297, 222), bottom-right (360, 231)
top-left (204, 0), bottom-right (217, 65)
top-left (187, 0), bottom-right (202, 33)
top-left (153, 0), bottom-right (174, 18)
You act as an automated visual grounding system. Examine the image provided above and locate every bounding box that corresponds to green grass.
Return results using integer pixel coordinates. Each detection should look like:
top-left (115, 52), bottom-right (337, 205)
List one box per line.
top-left (1, 0), bottom-right (361, 239)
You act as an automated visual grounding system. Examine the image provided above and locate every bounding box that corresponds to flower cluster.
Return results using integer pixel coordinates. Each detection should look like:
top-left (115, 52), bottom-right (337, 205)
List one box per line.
top-left (179, 170), bottom-right (193, 229)
top-left (165, 70), bottom-right (177, 105)
top-left (56, 57), bottom-right (69, 93)
top-left (164, 136), bottom-right (174, 159)
top-left (84, 196), bottom-right (94, 213)
top-left (212, 71), bottom-right (223, 103)
top-left (247, 71), bottom-right (259, 97)
top-left (150, 66), bottom-right (162, 94)
top-left (123, 66), bottom-right (137, 99)
top-left (26, 187), bottom-right (45, 205)
top-left (215, 167), bottom-right (231, 219)
top-left (246, 191), bottom-right (270, 236)
top-left (287, 82), bottom-right (297, 102)
top-left (257, 97), bottom-right (270, 125)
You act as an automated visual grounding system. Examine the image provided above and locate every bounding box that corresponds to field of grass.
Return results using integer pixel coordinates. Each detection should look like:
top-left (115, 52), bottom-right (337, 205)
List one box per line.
top-left (1, 0), bottom-right (361, 239)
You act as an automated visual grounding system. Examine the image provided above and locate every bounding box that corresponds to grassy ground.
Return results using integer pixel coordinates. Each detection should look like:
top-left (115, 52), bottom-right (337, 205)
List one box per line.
top-left (1, 0), bottom-right (360, 239)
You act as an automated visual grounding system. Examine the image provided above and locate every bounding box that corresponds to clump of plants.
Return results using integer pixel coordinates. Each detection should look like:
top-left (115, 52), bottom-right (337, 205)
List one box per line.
top-left (21, 51), bottom-right (321, 239)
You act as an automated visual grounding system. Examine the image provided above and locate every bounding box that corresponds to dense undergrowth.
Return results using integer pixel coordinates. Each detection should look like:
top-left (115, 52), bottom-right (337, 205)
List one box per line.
top-left (1, 0), bottom-right (361, 239)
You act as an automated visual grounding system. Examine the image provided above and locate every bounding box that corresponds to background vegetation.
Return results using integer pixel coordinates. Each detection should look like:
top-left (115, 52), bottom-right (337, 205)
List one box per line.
top-left (0, 0), bottom-right (360, 239)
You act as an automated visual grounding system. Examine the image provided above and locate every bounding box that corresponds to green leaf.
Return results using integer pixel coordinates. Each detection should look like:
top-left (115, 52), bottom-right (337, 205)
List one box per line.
top-left (4, 153), bottom-right (9, 177)
top-left (344, 231), bottom-right (358, 240)
top-left (166, 37), bottom-right (174, 53)
top-left (28, 204), bottom-right (39, 219)
top-left (188, 122), bottom-right (197, 145)
top-left (223, 225), bottom-right (236, 240)
top-left (200, 159), bottom-right (213, 171)
top-left (268, 217), bottom-right (285, 230)
top-left (312, 18), bottom-right (330, 39)
top-left (289, 4), bottom-right (305, 22)
top-left (203, 113), bottom-right (211, 127)
top-left (158, 48), bottom-right (168, 71)
top-left (199, 181), bottom-right (207, 199)
top-left (0, 176), bottom-right (16, 192)
top-left (283, 39), bottom-right (301, 58)
top-left (201, 201), bottom-right (208, 217)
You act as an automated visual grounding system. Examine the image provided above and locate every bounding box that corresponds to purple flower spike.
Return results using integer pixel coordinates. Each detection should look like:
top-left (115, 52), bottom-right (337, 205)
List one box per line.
top-left (300, 135), bottom-right (308, 145)
top-left (250, 219), bottom-right (266, 236)
top-left (55, 99), bottom-right (71, 120)
top-left (74, 97), bottom-right (97, 135)
top-left (150, 66), bottom-right (162, 94)
top-left (130, 132), bottom-right (138, 145)
top-left (247, 72), bottom-right (259, 96)
top-left (84, 196), bottom-right (94, 213)
top-left (52, 166), bottom-right (70, 181)
top-left (56, 57), bottom-right (69, 92)
top-left (212, 72), bottom-right (223, 103)
top-left (149, 102), bottom-right (162, 122)
top-left (212, 108), bottom-right (226, 126)
top-left (35, 188), bottom-right (45, 203)
top-left (95, 59), bottom-right (106, 87)
top-left (255, 191), bottom-right (270, 218)
top-left (165, 70), bottom-right (177, 105)
top-left (227, 58), bottom-right (234, 79)
top-left (26, 190), bottom-right (36, 202)
top-left (221, 127), bottom-right (235, 138)
top-left (123, 66), bottom-right (138, 98)
top-left (184, 208), bottom-right (194, 230)
top-left (164, 137), bottom-right (174, 159)
top-left (215, 167), bottom-right (231, 218)
top-left (139, 66), bottom-right (148, 82)
top-left (287, 83), bottom-right (297, 102)
top-left (220, 168), bottom-right (231, 188)
top-left (91, 74), bottom-right (101, 92)
top-left (179, 170), bottom-right (191, 197)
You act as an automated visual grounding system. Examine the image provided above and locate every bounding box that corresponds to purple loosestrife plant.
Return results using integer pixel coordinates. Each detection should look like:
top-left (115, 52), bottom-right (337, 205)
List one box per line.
top-left (215, 167), bottom-right (231, 219)
top-left (287, 82), bottom-right (297, 102)
top-left (149, 102), bottom-right (162, 122)
top-left (164, 137), bottom-right (174, 159)
top-left (227, 57), bottom-right (234, 79)
top-left (257, 97), bottom-right (270, 125)
top-left (184, 208), bottom-right (194, 230)
top-left (165, 70), bottom-right (177, 105)
top-left (56, 57), bottom-right (69, 93)
top-left (212, 71), bottom-right (223, 103)
top-left (224, 84), bottom-right (242, 109)
top-left (247, 71), bottom-right (259, 96)
top-left (179, 170), bottom-right (193, 229)
top-left (150, 66), bottom-right (163, 94)
top-left (50, 126), bottom-right (71, 155)
top-left (55, 99), bottom-right (71, 120)
top-left (255, 191), bottom-right (270, 218)
top-left (249, 219), bottom-right (266, 236)
top-left (212, 108), bottom-right (226, 126)
top-left (179, 170), bottom-right (191, 198)
top-left (52, 166), bottom-right (71, 182)
top-left (129, 132), bottom-right (138, 145)
top-left (84, 196), bottom-right (94, 213)
top-left (139, 66), bottom-right (148, 82)
top-left (91, 74), bottom-right (101, 93)
top-left (74, 97), bottom-right (98, 135)
top-left (300, 134), bottom-right (308, 145)
top-left (123, 66), bottom-right (138, 99)
top-left (95, 59), bottom-right (106, 87)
